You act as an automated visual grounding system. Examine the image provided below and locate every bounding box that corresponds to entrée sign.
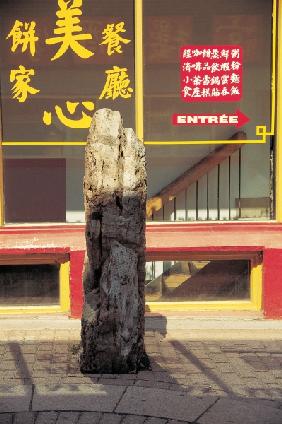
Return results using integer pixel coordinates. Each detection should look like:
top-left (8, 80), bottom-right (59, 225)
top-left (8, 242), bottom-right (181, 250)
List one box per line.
top-left (172, 110), bottom-right (249, 128)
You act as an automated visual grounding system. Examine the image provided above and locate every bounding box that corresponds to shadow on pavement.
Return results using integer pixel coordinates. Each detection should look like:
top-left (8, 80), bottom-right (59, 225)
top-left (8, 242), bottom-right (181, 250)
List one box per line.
top-left (0, 316), bottom-right (281, 423)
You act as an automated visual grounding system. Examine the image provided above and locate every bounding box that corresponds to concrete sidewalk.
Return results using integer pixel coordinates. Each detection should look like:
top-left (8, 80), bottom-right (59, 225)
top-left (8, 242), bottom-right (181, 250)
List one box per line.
top-left (0, 317), bottom-right (281, 423)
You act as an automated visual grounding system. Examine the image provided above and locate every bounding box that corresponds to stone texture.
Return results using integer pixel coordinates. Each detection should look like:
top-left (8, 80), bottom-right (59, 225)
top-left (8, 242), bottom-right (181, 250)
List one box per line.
top-left (77, 412), bottom-right (102, 424)
top-left (121, 415), bottom-right (146, 424)
top-left (0, 385), bottom-right (32, 413)
top-left (56, 412), bottom-right (80, 424)
top-left (32, 384), bottom-right (125, 412)
top-left (198, 398), bottom-right (282, 424)
top-left (35, 412), bottom-right (58, 424)
top-left (14, 412), bottom-right (35, 424)
top-left (80, 109), bottom-right (148, 373)
top-left (116, 386), bottom-right (215, 422)
top-left (167, 421), bottom-right (188, 424)
top-left (98, 413), bottom-right (123, 424)
top-left (0, 414), bottom-right (13, 424)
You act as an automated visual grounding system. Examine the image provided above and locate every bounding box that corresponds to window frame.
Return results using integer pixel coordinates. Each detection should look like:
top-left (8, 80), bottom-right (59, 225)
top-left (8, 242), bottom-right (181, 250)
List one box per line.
top-left (145, 250), bottom-right (262, 312)
top-left (0, 252), bottom-right (70, 314)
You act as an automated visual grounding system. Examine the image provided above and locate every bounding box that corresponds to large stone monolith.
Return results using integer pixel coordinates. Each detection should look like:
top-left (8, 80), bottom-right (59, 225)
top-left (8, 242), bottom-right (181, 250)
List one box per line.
top-left (80, 109), bottom-right (149, 373)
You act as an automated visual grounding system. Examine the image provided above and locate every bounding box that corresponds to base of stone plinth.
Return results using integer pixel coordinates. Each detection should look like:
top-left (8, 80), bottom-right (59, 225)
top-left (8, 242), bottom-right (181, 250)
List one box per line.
top-left (79, 350), bottom-right (151, 375)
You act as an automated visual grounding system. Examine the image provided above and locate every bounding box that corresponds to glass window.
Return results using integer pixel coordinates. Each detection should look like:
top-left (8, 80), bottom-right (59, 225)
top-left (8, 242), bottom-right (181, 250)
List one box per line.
top-left (0, 0), bottom-right (135, 142)
top-left (0, 0), bottom-right (134, 223)
top-left (4, 146), bottom-right (85, 223)
top-left (144, 0), bottom-right (274, 221)
top-left (145, 259), bottom-right (250, 301)
top-left (0, 0), bottom-right (275, 223)
top-left (143, 0), bottom-right (272, 142)
top-left (0, 264), bottom-right (59, 306)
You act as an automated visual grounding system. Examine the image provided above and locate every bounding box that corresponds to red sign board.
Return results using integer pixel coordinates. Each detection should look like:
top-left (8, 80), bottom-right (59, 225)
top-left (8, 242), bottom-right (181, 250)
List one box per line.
top-left (181, 45), bottom-right (242, 102)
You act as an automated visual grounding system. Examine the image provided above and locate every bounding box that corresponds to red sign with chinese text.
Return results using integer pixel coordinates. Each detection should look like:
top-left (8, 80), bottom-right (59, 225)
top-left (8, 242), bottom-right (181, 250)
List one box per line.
top-left (181, 45), bottom-right (242, 102)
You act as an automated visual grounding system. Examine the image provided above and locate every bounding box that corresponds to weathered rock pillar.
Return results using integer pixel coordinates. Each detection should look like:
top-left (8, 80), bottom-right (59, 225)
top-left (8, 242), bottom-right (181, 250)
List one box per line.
top-left (80, 108), bottom-right (149, 373)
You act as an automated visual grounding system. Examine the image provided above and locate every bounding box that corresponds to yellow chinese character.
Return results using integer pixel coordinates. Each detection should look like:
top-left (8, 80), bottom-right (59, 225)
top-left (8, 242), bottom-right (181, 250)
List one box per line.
top-left (43, 101), bottom-right (95, 128)
top-left (99, 66), bottom-right (133, 100)
top-left (6, 20), bottom-right (39, 56)
top-left (46, 0), bottom-right (94, 61)
top-left (10, 66), bottom-right (40, 103)
top-left (100, 22), bottom-right (131, 56)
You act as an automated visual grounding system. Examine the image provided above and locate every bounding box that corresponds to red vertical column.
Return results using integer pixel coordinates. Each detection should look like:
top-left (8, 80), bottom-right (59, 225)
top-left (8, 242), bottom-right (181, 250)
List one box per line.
top-left (263, 248), bottom-right (282, 318)
top-left (69, 250), bottom-right (85, 318)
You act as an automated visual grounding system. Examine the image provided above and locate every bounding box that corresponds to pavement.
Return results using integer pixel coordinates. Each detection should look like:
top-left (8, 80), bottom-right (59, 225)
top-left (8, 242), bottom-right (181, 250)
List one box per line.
top-left (0, 315), bottom-right (282, 424)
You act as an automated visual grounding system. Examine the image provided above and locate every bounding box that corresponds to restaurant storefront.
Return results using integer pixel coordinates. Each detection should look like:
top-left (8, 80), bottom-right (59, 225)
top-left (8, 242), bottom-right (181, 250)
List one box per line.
top-left (0, 0), bottom-right (282, 318)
